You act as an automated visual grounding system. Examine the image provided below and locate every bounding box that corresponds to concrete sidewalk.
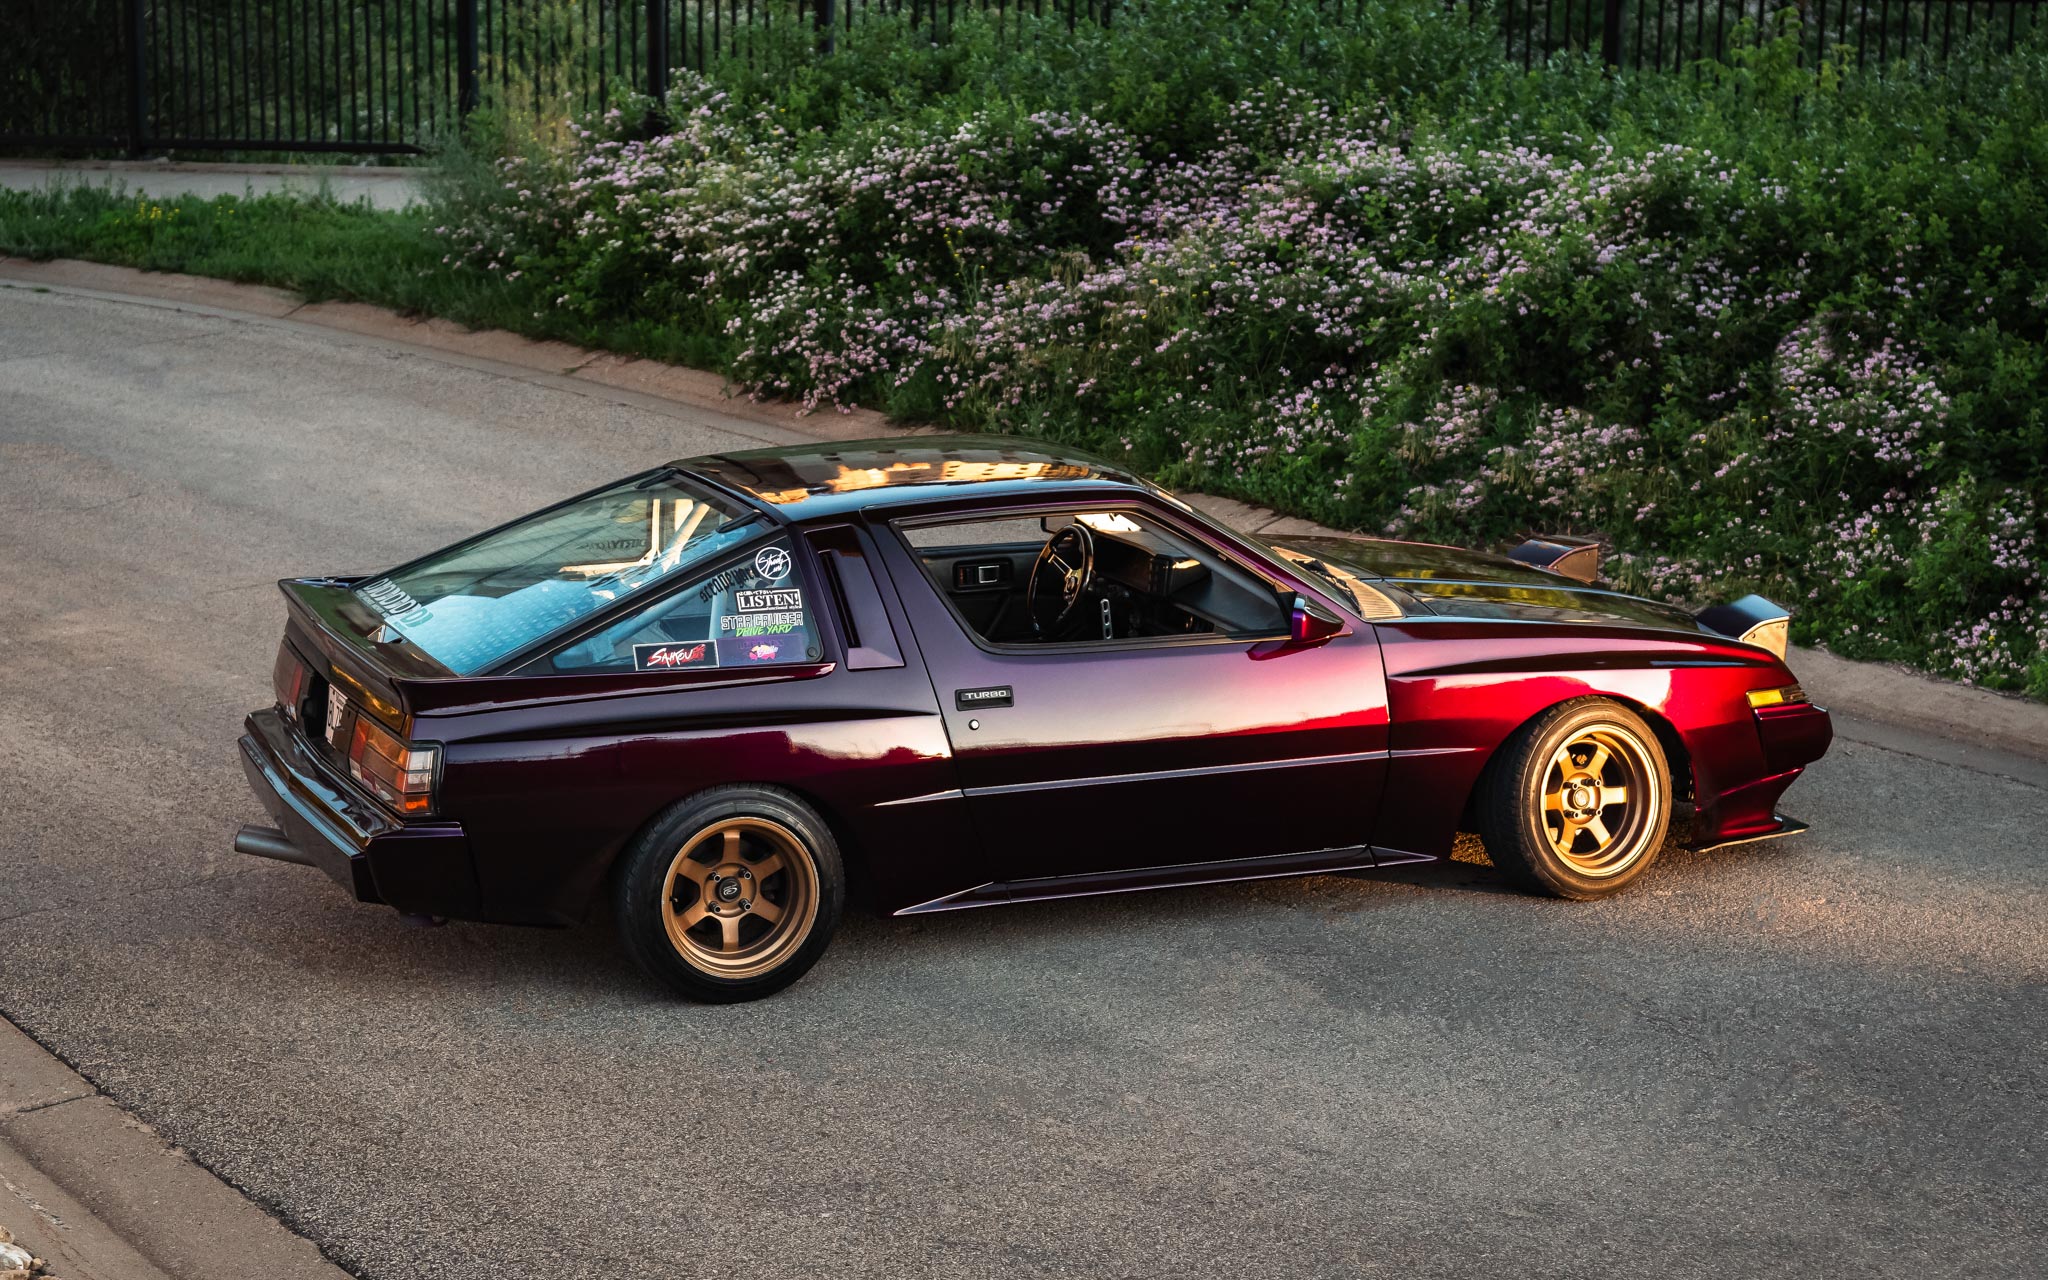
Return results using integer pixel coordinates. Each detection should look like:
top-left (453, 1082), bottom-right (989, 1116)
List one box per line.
top-left (0, 160), bottom-right (427, 211)
top-left (1, 1018), bottom-right (349, 1280)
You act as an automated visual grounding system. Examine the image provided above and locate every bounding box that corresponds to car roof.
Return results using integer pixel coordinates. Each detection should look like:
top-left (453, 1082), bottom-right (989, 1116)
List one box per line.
top-left (676, 435), bottom-right (1164, 523)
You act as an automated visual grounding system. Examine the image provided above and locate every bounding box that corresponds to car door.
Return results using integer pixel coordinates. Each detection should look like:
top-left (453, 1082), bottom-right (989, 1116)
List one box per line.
top-left (873, 500), bottom-right (1392, 888)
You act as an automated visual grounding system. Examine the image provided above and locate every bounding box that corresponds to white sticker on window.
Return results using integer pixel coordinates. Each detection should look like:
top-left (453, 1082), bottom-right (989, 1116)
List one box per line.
top-left (735, 588), bottom-right (803, 613)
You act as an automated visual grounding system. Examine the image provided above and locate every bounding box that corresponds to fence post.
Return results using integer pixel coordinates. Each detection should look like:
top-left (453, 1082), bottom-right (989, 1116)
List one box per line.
top-left (456, 0), bottom-right (480, 118)
top-left (816, 0), bottom-right (835, 55)
top-left (646, 0), bottom-right (669, 103)
top-left (123, 0), bottom-right (146, 154)
top-left (1600, 0), bottom-right (1624, 67)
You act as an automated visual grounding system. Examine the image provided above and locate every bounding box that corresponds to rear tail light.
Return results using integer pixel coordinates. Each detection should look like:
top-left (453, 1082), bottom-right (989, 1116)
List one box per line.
top-left (273, 644), bottom-right (308, 717)
top-left (346, 714), bottom-right (440, 815)
top-left (272, 649), bottom-right (435, 816)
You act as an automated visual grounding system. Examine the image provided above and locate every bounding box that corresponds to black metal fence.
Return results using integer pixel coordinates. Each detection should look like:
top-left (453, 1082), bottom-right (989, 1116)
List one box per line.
top-left (8, 1), bottom-right (761, 154)
top-left (1505, 0), bottom-right (2046, 71)
top-left (3, 0), bottom-right (2043, 156)
top-left (3, 0), bottom-right (1047, 154)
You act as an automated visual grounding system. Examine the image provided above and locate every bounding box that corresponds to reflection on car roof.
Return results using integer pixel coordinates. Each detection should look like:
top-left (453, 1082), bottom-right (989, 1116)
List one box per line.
top-left (681, 435), bottom-right (1157, 521)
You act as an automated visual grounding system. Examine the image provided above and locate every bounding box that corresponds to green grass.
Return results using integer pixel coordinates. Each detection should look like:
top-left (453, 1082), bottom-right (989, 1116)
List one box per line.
top-left (1, 190), bottom-right (502, 326)
top-left (0, 185), bottom-right (746, 369)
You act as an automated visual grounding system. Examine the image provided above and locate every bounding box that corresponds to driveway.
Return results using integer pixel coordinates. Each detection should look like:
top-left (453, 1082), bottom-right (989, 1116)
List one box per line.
top-left (0, 284), bottom-right (2042, 1280)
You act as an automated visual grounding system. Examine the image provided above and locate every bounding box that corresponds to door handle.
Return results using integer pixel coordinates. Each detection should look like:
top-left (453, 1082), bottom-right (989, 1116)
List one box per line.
top-left (953, 561), bottom-right (1012, 590)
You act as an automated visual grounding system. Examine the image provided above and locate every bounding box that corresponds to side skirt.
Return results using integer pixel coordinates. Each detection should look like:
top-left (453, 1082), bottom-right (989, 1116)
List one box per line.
top-left (892, 844), bottom-right (1437, 916)
top-left (1686, 812), bottom-right (1810, 854)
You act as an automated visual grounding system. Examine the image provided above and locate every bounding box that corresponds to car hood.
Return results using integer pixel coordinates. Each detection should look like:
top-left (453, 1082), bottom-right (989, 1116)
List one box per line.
top-left (1271, 535), bottom-right (1703, 633)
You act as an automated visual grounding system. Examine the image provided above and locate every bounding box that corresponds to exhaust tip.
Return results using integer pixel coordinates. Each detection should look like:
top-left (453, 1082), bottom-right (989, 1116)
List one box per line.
top-left (234, 823), bottom-right (315, 867)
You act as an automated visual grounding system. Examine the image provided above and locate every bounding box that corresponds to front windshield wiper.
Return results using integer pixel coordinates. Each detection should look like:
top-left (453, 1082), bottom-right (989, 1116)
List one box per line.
top-left (1269, 544), bottom-right (1379, 618)
top-left (1270, 544), bottom-right (1341, 590)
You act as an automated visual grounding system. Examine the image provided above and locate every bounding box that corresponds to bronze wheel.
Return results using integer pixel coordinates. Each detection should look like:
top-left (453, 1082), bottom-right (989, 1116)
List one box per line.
top-left (1538, 725), bottom-right (1660, 879)
top-left (616, 786), bottom-right (844, 1002)
top-left (1476, 700), bottom-right (1672, 900)
top-left (659, 817), bottom-right (821, 979)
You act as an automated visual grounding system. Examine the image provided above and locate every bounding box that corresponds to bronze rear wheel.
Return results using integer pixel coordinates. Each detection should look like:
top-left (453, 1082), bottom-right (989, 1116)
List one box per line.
top-left (616, 786), bottom-right (844, 1002)
top-left (660, 817), bottom-right (821, 980)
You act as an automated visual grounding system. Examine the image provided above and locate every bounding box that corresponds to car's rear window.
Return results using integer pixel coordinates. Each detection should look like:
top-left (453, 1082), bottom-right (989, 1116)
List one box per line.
top-left (354, 472), bottom-right (758, 675)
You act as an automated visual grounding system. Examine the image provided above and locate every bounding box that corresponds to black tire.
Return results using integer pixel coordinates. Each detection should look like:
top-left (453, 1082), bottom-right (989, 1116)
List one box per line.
top-left (1474, 699), bottom-right (1672, 900)
top-left (614, 785), bottom-right (845, 1003)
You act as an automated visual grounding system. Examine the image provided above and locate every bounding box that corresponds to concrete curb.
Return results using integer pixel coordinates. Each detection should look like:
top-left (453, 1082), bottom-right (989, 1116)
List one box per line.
top-left (4, 255), bottom-right (2044, 763)
top-left (0, 160), bottom-right (425, 212)
top-left (0, 159), bottom-right (421, 180)
top-left (1779, 644), bottom-right (2048, 766)
top-left (0, 1018), bottom-right (351, 1280)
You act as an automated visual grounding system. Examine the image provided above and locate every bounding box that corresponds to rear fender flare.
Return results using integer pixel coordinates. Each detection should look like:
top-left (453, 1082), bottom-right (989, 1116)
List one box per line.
top-left (588, 780), bottom-right (865, 924)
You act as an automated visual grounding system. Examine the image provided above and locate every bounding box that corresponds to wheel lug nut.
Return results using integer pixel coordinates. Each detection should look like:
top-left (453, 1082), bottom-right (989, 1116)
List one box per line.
top-left (740, 899), bottom-right (753, 911)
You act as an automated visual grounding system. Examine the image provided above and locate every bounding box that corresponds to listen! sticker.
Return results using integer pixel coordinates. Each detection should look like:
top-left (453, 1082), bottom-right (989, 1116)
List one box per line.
top-left (735, 588), bottom-right (803, 613)
top-left (633, 641), bottom-right (718, 671)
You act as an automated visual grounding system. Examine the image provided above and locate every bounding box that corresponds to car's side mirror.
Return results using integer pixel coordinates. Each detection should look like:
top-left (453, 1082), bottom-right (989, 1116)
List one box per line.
top-left (1290, 596), bottom-right (1346, 645)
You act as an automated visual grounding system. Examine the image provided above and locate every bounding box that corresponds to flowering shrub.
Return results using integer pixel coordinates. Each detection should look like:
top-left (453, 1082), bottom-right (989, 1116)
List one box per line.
top-left (429, 6), bottom-right (2048, 697)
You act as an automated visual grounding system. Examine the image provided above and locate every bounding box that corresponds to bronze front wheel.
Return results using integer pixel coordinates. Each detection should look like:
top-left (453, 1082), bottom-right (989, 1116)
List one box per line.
top-left (616, 787), bottom-right (844, 1002)
top-left (1477, 700), bottom-right (1672, 900)
top-left (1538, 725), bottom-right (1661, 879)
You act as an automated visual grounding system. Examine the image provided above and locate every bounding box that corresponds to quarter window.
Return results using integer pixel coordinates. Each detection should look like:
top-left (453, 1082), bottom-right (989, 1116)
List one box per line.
top-left (550, 539), bottom-right (822, 672)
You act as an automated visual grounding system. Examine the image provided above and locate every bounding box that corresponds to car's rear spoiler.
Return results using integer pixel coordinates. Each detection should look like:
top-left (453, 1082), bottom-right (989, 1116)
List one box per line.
top-left (278, 578), bottom-right (451, 728)
top-left (1508, 534), bottom-right (1601, 583)
top-left (1696, 594), bottom-right (1792, 659)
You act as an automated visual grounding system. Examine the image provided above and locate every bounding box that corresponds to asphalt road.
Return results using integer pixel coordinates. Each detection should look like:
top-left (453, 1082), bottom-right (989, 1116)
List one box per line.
top-left (2, 284), bottom-right (2044, 1280)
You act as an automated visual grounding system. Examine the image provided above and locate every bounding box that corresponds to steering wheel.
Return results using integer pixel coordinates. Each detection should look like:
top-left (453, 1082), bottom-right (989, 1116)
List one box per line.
top-left (1027, 522), bottom-right (1096, 639)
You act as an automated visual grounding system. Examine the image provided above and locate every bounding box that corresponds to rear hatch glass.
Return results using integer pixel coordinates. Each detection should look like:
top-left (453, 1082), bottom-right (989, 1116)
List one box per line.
top-left (353, 471), bottom-right (758, 675)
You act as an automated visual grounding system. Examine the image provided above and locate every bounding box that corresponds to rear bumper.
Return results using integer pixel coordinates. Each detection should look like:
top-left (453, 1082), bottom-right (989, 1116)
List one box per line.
top-left (237, 708), bottom-right (479, 918)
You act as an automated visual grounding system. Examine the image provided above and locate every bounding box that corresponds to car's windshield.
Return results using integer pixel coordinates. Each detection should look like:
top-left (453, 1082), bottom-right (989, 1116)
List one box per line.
top-left (355, 471), bottom-right (759, 674)
top-left (1264, 542), bottom-right (1405, 621)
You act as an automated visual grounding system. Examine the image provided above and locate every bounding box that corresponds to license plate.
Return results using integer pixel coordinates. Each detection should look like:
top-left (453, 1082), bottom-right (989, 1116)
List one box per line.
top-left (325, 690), bottom-right (349, 746)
